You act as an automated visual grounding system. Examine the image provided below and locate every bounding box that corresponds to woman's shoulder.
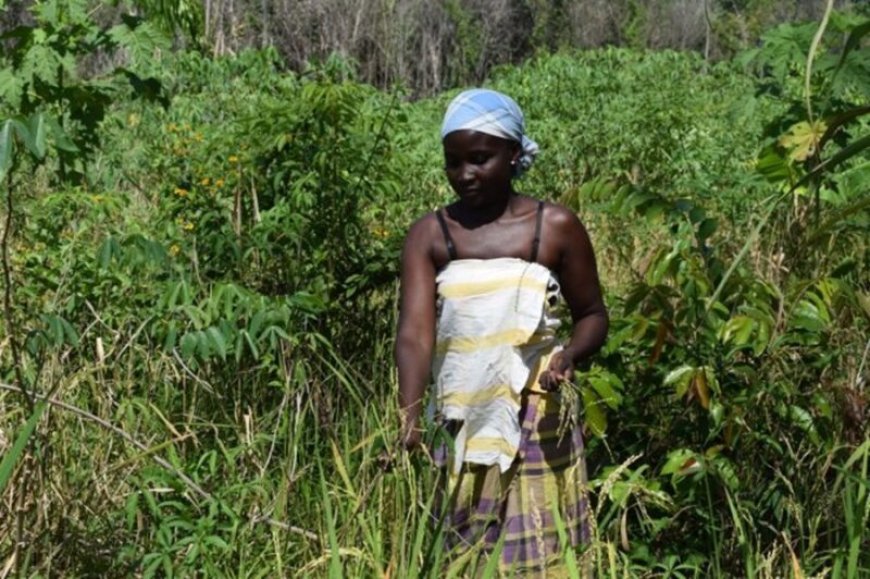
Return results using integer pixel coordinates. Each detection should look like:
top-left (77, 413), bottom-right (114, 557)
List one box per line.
top-left (537, 199), bottom-right (594, 266)
top-left (537, 198), bottom-right (587, 233)
top-left (405, 210), bottom-right (441, 236)
top-left (401, 210), bottom-right (442, 252)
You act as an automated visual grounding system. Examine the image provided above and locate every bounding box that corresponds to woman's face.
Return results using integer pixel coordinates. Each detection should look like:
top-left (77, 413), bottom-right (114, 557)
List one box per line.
top-left (442, 130), bottom-right (520, 209)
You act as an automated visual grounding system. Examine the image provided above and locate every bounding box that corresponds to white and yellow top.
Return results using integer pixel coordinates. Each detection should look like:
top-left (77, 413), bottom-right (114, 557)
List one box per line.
top-left (431, 257), bottom-right (562, 473)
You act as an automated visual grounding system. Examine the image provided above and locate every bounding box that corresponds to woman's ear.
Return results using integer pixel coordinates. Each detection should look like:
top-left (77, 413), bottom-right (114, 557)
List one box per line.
top-left (510, 143), bottom-right (522, 166)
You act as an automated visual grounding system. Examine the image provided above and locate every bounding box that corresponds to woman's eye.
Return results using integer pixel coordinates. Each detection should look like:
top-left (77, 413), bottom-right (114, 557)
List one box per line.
top-left (469, 154), bottom-right (490, 164)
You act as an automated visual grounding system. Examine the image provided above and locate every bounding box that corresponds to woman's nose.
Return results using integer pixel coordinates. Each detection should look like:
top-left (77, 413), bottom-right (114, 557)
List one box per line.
top-left (457, 163), bottom-right (475, 183)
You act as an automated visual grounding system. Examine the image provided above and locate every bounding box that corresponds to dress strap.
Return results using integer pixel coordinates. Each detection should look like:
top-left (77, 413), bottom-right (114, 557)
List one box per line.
top-left (530, 200), bottom-right (544, 263)
top-left (436, 210), bottom-right (458, 261)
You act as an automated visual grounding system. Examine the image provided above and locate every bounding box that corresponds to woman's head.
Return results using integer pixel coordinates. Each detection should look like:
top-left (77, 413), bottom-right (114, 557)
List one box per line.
top-left (441, 88), bottom-right (538, 178)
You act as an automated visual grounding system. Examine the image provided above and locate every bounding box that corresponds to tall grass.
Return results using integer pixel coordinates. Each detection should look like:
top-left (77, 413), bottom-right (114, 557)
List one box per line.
top-left (2, 338), bottom-right (864, 577)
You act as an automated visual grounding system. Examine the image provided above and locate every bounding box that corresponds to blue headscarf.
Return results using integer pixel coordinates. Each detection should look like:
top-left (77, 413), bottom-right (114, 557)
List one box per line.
top-left (441, 88), bottom-right (539, 177)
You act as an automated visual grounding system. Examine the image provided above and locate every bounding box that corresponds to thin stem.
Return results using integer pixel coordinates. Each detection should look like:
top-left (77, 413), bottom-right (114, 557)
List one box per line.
top-left (804, 0), bottom-right (835, 128)
top-left (804, 0), bottom-right (834, 229)
top-left (2, 171), bottom-right (32, 411)
top-left (703, 0), bottom-right (712, 69)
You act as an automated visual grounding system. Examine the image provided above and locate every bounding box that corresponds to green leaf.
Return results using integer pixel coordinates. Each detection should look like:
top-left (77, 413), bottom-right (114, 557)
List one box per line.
top-left (206, 326), bottom-right (227, 360)
top-left (108, 20), bottom-right (171, 65)
top-left (0, 67), bottom-right (23, 108)
top-left (710, 455), bottom-right (740, 491)
top-left (163, 322), bottom-right (177, 351)
top-left (35, 0), bottom-right (90, 26)
top-left (661, 448), bottom-right (702, 480)
top-left (664, 365), bottom-right (694, 398)
top-left (697, 217), bottom-right (718, 241)
top-left (789, 405), bottom-right (820, 445)
top-left (586, 370), bottom-right (624, 409)
top-left (581, 388), bottom-right (606, 436)
top-left (0, 402), bottom-right (48, 496)
top-left (0, 118), bottom-right (14, 181)
top-left (831, 20), bottom-right (870, 84)
top-left (180, 332), bottom-right (197, 359)
top-left (125, 492), bottom-right (140, 530)
top-left (241, 330), bottom-right (259, 360)
top-left (755, 147), bottom-right (792, 182)
top-left (45, 116), bottom-right (78, 153)
top-left (43, 314), bottom-right (64, 346)
top-left (20, 43), bottom-right (66, 87)
top-left (24, 113), bottom-right (47, 159)
top-left (721, 315), bottom-right (754, 347)
top-left (60, 316), bottom-right (80, 347)
top-left (96, 236), bottom-right (120, 269)
top-left (203, 535), bottom-right (228, 549)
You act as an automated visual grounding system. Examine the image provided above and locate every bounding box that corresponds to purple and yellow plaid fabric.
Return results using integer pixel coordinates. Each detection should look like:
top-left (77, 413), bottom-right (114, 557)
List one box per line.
top-left (435, 391), bottom-right (590, 576)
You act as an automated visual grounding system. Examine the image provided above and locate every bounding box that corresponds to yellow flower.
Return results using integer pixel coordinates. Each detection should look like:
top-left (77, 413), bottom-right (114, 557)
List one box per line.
top-left (169, 244), bottom-right (181, 256)
top-left (228, 155), bottom-right (239, 163)
top-left (373, 227), bottom-right (389, 239)
top-left (200, 177), bottom-right (210, 186)
top-left (183, 221), bottom-right (195, 231)
top-left (214, 178), bottom-right (225, 188)
top-left (175, 187), bottom-right (189, 197)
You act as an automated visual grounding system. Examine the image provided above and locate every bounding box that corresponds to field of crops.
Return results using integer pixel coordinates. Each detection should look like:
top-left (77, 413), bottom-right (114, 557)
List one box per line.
top-left (1, 1), bottom-right (868, 577)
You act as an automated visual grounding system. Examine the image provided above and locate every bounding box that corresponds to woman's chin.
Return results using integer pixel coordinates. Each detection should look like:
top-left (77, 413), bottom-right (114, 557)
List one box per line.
top-left (458, 196), bottom-right (481, 208)
top-left (457, 191), bottom-right (490, 209)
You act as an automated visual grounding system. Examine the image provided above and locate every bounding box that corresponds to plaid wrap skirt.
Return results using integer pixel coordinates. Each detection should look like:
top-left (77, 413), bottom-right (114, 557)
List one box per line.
top-left (435, 391), bottom-right (590, 577)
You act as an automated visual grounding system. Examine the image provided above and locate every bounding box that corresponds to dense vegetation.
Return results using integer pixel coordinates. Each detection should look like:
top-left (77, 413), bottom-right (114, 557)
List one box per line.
top-left (1, 0), bottom-right (868, 577)
top-left (0, 0), bottom-right (860, 94)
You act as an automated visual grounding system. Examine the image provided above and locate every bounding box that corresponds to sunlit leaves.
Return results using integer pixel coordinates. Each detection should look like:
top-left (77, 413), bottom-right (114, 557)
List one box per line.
top-left (660, 447), bottom-right (740, 491)
top-left (0, 67), bottom-right (22, 109)
top-left (33, 0), bottom-right (91, 27)
top-left (0, 113), bottom-right (60, 181)
top-left (661, 448), bottom-right (702, 481)
top-left (575, 366), bottom-right (624, 437)
top-left (109, 16), bottom-right (172, 66)
top-left (664, 365), bottom-right (719, 410)
top-left (0, 1), bottom-right (167, 184)
top-left (719, 305), bottom-right (773, 356)
top-left (0, 119), bottom-right (13, 179)
top-left (779, 120), bottom-right (827, 162)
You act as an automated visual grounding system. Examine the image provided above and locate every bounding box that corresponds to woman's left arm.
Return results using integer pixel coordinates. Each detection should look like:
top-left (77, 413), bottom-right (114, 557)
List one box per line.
top-left (539, 207), bottom-right (609, 390)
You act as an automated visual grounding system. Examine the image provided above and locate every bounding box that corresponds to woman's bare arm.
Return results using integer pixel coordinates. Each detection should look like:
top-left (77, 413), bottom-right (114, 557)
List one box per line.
top-left (395, 216), bottom-right (438, 448)
top-left (539, 206), bottom-right (609, 389)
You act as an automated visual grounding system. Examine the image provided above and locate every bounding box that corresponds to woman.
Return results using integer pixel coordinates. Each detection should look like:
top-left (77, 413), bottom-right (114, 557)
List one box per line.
top-left (395, 88), bottom-right (608, 575)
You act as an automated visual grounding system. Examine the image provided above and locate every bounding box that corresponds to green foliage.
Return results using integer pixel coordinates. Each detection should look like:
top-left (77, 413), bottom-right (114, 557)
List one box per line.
top-left (0, 6), bottom-right (867, 578)
top-left (131, 0), bottom-right (204, 45)
top-left (0, 1), bottom-right (168, 186)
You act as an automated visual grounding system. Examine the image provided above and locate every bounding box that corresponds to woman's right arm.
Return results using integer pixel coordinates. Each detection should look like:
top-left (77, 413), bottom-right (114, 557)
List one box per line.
top-left (395, 217), bottom-right (437, 450)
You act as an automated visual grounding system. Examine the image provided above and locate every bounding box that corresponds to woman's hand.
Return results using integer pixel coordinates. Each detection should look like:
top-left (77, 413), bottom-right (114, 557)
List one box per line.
top-left (400, 420), bottom-right (423, 451)
top-left (538, 350), bottom-right (575, 392)
top-left (378, 421), bottom-right (423, 471)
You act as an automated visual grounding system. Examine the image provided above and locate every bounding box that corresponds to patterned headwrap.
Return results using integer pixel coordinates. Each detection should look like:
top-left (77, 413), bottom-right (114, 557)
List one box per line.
top-left (441, 88), bottom-right (539, 177)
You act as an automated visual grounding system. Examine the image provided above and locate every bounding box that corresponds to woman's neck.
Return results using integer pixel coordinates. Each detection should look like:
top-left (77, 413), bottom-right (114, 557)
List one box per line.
top-left (451, 192), bottom-right (519, 228)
